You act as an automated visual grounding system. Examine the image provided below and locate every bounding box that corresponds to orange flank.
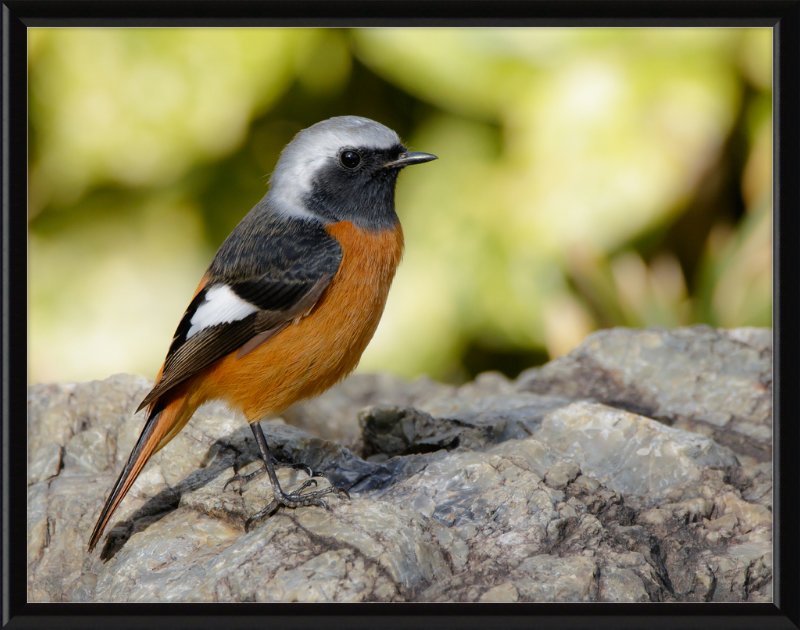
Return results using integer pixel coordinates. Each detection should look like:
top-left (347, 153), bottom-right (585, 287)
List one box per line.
top-left (186, 220), bottom-right (404, 422)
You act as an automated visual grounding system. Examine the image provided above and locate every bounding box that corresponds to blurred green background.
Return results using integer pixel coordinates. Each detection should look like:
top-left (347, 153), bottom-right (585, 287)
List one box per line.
top-left (27, 28), bottom-right (773, 386)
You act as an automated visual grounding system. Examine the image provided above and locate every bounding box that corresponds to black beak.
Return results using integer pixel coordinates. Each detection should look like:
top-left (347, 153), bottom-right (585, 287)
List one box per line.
top-left (383, 152), bottom-right (438, 169)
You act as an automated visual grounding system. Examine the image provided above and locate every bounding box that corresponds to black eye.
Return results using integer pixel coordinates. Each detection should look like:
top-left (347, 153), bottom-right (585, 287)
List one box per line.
top-left (340, 150), bottom-right (361, 169)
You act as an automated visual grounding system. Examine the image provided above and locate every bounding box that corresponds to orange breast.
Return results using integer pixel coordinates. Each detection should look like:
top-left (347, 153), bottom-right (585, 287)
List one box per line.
top-left (189, 220), bottom-right (404, 421)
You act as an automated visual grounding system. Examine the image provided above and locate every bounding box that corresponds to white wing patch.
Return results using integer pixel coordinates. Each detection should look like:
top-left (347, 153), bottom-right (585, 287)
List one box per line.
top-left (186, 285), bottom-right (258, 339)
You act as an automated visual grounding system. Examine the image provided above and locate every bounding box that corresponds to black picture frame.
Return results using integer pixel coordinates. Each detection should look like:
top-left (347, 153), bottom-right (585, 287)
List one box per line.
top-left (4, 2), bottom-right (799, 629)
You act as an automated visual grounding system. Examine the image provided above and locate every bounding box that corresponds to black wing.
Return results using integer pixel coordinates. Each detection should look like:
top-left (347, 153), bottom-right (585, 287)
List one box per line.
top-left (137, 213), bottom-right (342, 412)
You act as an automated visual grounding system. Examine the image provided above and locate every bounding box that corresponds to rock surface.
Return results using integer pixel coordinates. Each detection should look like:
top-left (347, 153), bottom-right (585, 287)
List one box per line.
top-left (516, 326), bottom-right (773, 462)
top-left (27, 326), bottom-right (772, 603)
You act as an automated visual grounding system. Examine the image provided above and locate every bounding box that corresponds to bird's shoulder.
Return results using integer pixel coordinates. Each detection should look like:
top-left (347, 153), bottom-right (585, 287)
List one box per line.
top-left (210, 205), bottom-right (344, 286)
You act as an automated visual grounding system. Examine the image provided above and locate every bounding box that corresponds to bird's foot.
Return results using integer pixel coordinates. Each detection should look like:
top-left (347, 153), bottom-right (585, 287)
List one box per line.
top-left (234, 422), bottom-right (349, 532)
top-left (223, 459), bottom-right (323, 492)
top-left (244, 483), bottom-right (350, 532)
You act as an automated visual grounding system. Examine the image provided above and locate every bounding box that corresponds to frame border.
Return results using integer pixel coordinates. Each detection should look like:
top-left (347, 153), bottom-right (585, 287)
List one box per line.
top-left (4, 2), bottom-right (798, 629)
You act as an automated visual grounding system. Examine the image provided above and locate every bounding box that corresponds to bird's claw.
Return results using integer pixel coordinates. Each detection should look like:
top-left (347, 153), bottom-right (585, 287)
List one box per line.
top-left (224, 460), bottom-right (325, 493)
top-left (223, 465), bottom-right (267, 492)
top-left (243, 483), bottom-right (349, 531)
top-left (284, 461), bottom-right (315, 477)
top-left (288, 479), bottom-right (319, 495)
top-left (333, 487), bottom-right (350, 500)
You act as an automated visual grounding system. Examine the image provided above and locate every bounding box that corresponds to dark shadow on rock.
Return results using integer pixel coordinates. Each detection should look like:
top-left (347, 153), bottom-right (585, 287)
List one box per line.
top-left (358, 398), bottom-right (574, 463)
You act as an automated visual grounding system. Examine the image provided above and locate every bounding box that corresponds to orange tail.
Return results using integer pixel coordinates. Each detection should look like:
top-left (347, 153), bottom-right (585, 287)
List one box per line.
top-left (88, 390), bottom-right (194, 552)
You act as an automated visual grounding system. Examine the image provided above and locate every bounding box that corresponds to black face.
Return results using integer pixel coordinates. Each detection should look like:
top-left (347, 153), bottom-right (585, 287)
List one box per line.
top-left (303, 143), bottom-right (408, 231)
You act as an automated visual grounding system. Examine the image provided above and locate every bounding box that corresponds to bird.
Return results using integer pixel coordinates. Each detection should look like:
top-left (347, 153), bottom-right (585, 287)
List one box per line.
top-left (87, 116), bottom-right (437, 552)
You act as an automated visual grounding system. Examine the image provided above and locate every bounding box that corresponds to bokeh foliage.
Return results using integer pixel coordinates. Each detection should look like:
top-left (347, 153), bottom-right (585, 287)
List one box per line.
top-left (28, 28), bottom-right (772, 385)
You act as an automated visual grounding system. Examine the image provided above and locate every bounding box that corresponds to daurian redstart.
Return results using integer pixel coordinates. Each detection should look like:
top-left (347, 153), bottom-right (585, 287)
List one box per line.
top-left (88, 116), bottom-right (437, 552)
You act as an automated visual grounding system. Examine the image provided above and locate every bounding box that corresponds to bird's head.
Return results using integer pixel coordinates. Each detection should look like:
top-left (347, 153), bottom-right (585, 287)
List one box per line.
top-left (268, 116), bottom-right (437, 230)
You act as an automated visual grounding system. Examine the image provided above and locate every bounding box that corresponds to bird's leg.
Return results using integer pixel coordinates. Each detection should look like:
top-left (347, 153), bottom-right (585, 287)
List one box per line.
top-left (225, 421), bottom-right (349, 531)
top-left (223, 415), bottom-right (330, 492)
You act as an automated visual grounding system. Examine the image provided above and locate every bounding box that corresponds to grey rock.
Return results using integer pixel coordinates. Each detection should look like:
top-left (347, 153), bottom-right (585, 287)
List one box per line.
top-left (359, 405), bottom-right (489, 459)
top-left (513, 555), bottom-right (598, 602)
top-left (544, 460), bottom-right (581, 491)
top-left (517, 326), bottom-right (772, 462)
top-left (283, 373), bottom-right (457, 450)
top-left (598, 564), bottom-right (650, 603)
top-left (27, 327), bottom-right (772, 603)
top-left (534, 401), bottom-right (739, 497)
top-left (479, 581), bottom-right (519, 603)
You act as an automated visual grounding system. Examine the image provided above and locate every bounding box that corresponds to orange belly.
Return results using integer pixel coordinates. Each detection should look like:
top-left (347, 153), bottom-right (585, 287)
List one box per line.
top-left (186, 220), bottom-right (404, 421)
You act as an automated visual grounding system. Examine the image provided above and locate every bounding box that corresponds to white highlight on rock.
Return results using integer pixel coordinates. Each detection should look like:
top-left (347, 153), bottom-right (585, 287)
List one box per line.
top-left (186, 285), bottom-right (258, 339)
